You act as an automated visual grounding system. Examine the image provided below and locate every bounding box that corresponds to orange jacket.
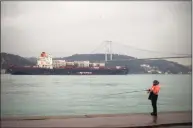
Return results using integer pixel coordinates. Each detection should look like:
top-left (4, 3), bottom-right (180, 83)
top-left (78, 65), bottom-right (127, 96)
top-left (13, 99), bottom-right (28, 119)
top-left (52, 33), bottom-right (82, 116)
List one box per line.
top-left (150, 85), bottom-right (160, 95)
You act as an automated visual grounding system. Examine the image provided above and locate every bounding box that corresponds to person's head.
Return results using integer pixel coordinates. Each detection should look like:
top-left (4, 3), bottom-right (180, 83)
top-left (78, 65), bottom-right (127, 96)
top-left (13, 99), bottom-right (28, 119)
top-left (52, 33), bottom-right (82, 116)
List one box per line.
top-left (153, 80), bottom-right (159, 86)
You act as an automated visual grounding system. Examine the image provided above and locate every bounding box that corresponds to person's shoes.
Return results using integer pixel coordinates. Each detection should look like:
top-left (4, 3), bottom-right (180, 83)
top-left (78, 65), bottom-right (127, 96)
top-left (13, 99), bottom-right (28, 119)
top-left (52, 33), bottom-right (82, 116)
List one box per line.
top-left (151, 112), bottom-right (157, 116)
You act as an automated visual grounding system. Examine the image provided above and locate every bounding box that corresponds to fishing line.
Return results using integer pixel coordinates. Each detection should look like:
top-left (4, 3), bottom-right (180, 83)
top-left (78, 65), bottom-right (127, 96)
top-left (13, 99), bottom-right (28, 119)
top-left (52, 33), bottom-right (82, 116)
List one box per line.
top-left (89, 89), bottom-right (148, 100)
top-left (106, 89), bottom-right (148, 96)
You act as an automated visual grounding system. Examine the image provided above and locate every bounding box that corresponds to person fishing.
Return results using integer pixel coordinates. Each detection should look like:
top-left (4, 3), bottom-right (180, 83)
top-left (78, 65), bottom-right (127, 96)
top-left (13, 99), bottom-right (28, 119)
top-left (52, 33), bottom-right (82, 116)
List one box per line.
top-left (147, 80), bottom-right (160, 116)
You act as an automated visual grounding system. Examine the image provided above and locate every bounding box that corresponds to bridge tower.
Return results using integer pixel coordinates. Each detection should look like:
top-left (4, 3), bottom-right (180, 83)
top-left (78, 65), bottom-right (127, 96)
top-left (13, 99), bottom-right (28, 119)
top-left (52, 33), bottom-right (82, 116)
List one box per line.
top-left (105, 40), bottom-right (113, 62)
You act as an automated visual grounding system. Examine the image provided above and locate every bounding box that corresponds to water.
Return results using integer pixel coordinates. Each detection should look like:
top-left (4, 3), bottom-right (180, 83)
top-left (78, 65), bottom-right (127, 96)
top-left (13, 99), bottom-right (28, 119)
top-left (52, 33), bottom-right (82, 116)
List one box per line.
top-left (1, 74), bottom-right (191, 117)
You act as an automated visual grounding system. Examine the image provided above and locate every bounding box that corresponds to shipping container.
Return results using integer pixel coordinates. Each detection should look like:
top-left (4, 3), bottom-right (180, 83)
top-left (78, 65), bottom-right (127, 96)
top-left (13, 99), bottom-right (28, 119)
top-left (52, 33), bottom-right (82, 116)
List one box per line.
top-left (116, 66), bottom-right (121, 69)
top-left (99, 63), bottom-right (105, 67)
top-left (92, 63), bottom-right (98, 67)
top-left (66, 62), bottom-right (74, 66)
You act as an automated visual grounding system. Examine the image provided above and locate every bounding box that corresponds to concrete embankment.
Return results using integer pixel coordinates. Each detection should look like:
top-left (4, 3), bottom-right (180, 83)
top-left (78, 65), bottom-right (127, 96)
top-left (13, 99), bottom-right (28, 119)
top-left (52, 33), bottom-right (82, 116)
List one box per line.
top-left (1, 111), bottom-right (192, 128)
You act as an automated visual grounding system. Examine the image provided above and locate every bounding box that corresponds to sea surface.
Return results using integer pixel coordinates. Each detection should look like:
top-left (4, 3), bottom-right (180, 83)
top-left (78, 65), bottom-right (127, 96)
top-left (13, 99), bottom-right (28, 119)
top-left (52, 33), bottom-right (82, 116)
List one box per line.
top-left (1, 74), bottom-right (192, 117)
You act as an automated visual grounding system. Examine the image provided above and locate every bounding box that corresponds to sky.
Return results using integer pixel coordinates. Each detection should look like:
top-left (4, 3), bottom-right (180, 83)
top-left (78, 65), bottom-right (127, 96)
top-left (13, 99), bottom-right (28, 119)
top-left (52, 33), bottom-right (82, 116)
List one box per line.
top-left (1, 1), bottom-right (192, 65)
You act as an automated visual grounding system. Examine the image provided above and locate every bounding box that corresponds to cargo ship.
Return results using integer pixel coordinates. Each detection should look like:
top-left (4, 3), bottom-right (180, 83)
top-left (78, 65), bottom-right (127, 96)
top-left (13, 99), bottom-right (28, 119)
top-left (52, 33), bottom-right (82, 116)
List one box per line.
top-left (8, 52), bottom-right (129, 75)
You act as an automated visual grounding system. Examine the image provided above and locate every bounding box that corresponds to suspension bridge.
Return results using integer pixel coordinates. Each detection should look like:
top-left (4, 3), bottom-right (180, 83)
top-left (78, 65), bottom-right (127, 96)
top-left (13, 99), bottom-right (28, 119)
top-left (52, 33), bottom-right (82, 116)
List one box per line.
top-left (89, 41), bottom-right (191, 62)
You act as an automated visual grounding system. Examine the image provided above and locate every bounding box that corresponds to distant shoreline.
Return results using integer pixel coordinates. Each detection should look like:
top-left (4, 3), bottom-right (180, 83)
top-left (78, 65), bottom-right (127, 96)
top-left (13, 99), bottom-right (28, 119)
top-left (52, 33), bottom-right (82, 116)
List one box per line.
top-left (1, 73), bottom-right (191, 75)
top-left (1, 53), bottom-right (191, 74)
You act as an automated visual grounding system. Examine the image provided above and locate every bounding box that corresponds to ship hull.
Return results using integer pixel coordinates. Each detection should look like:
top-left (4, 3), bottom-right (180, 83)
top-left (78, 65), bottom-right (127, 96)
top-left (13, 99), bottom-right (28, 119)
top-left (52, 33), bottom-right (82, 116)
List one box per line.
top-left (8, 67), bottom-right (129, 75)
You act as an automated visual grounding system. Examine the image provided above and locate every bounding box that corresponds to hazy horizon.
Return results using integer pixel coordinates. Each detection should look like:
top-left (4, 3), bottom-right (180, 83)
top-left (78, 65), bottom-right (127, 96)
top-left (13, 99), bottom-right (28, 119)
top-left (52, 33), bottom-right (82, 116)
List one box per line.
top-left (1, 1), bottom-right (191, 65)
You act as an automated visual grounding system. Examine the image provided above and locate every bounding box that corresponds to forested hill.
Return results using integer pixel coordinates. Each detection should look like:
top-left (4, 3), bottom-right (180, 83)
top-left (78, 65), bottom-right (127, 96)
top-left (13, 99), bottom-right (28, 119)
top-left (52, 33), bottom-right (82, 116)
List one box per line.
top-left (1, 52), bottom-right (35, 69)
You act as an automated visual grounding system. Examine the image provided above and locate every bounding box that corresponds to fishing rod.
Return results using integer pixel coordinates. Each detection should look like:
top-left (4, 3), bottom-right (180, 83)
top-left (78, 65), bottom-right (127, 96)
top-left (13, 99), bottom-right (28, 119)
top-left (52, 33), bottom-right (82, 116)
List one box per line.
top-left (107, 89), bottom-right (148, 96)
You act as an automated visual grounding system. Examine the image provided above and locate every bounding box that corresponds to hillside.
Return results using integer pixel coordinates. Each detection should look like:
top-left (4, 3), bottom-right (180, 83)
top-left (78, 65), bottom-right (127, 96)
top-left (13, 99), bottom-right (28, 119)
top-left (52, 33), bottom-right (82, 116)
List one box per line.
top-left (1, 53), bottom-right (35, 69)
top-left (54, 54), bottom-right (190, 74)
top-left (1, 52), bottom-right (191, 74)
top-left (105, 59), bottom-right (190, 74)
top-left (26, 54), bottom-right (135, 63)
top-left (54, 54), bottom-right (136, 62)
top-left (26, 57), bottom-right (37, 64)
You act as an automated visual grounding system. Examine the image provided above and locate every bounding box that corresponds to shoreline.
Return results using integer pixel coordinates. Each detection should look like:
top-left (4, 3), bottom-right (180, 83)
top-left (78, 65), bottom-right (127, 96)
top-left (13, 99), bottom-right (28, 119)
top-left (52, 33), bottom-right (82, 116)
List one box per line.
top-left (1, 111), bottom-right (191, 120)
top-left (1, 111), bottom-right (191, 128)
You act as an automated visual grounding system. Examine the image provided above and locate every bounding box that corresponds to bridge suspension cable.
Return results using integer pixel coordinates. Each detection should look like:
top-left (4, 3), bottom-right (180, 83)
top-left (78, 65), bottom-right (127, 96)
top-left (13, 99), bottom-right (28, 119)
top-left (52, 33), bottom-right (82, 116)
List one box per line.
top-left (90, 41), bottom-right (106, 54)
top-left (89, 41), bottom-right (191, 62)
top-left (106, 55), bottom-right (191, 62)
top-left (112, 41), bottom-right (191, 56)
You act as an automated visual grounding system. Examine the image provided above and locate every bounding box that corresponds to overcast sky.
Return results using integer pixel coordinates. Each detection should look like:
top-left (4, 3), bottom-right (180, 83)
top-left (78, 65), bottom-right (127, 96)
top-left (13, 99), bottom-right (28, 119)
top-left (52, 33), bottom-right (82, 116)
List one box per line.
top-left (1, 1), bottom-right (191, 65)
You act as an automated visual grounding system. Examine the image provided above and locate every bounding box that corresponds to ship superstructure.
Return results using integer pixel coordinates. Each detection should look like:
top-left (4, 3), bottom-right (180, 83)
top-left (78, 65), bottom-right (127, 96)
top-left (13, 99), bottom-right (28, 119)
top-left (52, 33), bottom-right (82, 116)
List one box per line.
top-left (37, 52), bottom-right (53, 69)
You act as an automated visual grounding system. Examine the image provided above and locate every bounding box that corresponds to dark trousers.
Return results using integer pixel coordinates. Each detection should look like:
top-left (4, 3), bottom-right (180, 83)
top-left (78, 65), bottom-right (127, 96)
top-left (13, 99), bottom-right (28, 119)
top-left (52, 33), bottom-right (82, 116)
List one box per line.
top-left (151, 95), bottom-right (158, 114)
